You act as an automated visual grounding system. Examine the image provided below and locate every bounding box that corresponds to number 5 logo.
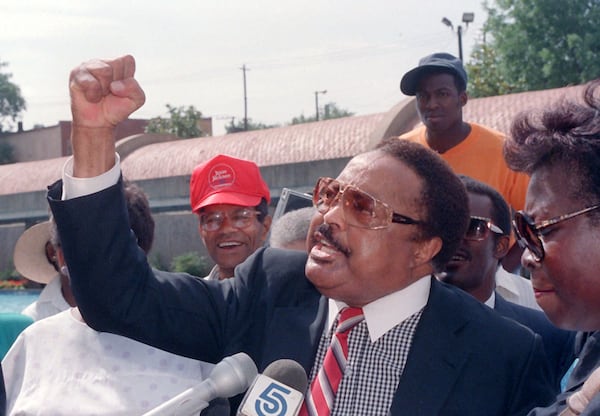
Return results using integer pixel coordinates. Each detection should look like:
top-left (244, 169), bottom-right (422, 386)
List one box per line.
top-left (255, 382), bottom-right (292, 416)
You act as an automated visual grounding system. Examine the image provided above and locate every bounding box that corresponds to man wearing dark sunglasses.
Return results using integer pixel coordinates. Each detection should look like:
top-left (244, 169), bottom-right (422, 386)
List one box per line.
top-left (48, 55), bottom-right (556, 415)
top-left (439, 176), bottom-right (575, 393)
top-left (505, 79), bottom-right (600, 415)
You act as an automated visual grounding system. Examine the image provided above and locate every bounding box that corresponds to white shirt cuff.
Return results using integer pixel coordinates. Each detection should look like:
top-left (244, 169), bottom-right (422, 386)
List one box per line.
top-left (61, 153), bottom-right (121, 200)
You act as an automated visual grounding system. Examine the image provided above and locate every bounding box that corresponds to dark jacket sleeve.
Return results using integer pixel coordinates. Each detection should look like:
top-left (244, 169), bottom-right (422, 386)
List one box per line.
top-left (495, 293), bottom-right (576, 393)
top-left (47, 179), bottom-right (311, 365)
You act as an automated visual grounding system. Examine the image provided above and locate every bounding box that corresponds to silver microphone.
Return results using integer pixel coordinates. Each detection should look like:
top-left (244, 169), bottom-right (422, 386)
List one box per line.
top-left (143, 352), bottom-right (258, 416)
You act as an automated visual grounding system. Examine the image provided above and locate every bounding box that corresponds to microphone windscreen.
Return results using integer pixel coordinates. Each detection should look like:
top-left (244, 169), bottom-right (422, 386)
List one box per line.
top-left (212, 352), bottom-right (259, 398)
top-left (262, 359), bottom-right (308, 394)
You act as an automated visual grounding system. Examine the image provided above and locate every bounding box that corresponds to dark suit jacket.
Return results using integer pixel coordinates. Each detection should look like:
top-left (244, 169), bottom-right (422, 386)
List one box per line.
top-left (495, 293), bottom-right (576, 392)
top-left (48, 180), bottom-right (555, 415)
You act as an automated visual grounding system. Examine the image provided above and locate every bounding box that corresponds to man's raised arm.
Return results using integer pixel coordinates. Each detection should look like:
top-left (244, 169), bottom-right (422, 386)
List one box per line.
top-left (69, 55), bottom-right (145, 178)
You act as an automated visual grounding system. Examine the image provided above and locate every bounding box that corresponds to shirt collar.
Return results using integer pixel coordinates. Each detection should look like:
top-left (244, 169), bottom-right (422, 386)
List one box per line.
top-left (484, 291), bottom-right (496, 308)
top-left (329, 275), bottom-right (431, 342)
top-left (495, 266), bottom-right (519, 297)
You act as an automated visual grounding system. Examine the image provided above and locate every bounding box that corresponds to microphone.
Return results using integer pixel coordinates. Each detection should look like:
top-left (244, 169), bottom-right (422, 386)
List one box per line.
top-left (143, 352), bottom-right (258, 416)
top-left (237, 359), bottom-right (308, 416)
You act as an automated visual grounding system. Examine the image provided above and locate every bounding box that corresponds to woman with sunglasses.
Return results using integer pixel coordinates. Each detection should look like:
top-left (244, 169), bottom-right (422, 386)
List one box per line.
top-left (504, 79), bottom-right (600, 415)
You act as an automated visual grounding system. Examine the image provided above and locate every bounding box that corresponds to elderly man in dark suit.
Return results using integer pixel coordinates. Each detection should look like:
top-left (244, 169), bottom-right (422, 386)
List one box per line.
top-left (48, 55), bottom-right (555, 415)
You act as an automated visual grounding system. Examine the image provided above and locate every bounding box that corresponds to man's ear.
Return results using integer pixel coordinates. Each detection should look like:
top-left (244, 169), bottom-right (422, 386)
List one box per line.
top-left (494, 235), bottom-right (510, 260)
top-left (414, 236), bottom-right (442, 267)
top-left (459, 90), bottom-right (468, 107)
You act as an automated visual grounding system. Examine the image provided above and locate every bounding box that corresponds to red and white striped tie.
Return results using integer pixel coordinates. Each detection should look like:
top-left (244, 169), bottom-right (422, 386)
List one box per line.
top-left (300, 307), bottom-right (364, 416)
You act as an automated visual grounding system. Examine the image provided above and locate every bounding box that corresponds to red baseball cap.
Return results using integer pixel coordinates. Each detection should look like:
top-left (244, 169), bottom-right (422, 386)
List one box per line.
top-left (190, 154), bottom-right (271, 213)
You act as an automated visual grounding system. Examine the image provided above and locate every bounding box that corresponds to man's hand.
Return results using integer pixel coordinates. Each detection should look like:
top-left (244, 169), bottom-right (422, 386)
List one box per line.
top-left (68, 55), bottom-right (145, 177)
top-left (69, 55), bottom-right (145, 128)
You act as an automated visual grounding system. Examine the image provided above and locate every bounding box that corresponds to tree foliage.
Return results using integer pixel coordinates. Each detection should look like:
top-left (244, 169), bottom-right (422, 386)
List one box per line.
top-left (290, 102), bottom-right (354, 125)
top-left (222, 102), bottom-right (354, 134)
top-left (145, 104), bottom-right (206, 138)
top-left (468, 0), bottom-right (600, 96)
top-left (466, 41), bottom-right (526, 98)
top-left (0, 60), bottom-right (26, 133)
top-left (170, 252), bottom-right (212, 277)
top-left (225, 118), bottom-right (278, 134)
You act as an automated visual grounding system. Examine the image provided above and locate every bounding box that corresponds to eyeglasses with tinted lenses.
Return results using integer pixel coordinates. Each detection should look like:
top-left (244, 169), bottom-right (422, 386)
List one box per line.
top-left (464, 216), bottom-right (504, 241)
top-left (513, 204), bottom-right (600, 262)
top-left (312, 177), bottom-right (424, 230)
top-left (198, 208), bottom-right (261, 232)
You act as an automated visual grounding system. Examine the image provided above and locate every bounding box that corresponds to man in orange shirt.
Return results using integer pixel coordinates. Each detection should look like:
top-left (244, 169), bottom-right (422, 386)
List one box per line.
top-left (399, 52), bottom-right (529, 212)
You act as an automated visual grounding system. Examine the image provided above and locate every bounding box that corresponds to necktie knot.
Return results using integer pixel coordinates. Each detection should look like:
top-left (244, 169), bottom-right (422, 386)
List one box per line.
top-left (300, 306), bottom-right (365, 416)
top-left (336, 307), bottom-right (364, 334)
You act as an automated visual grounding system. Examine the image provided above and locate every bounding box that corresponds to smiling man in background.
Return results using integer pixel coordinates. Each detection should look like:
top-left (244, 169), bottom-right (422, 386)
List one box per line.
top-left (190, 154), bottom-right (272, 280)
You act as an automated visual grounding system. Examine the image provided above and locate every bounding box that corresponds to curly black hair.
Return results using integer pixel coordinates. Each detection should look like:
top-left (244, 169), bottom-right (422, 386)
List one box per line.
top-left (504, 79), bottom-right (600, 211)
top-left (459, 175), bottom-right (512, 238)
top-left (375, 138), bottom-right (469, 272)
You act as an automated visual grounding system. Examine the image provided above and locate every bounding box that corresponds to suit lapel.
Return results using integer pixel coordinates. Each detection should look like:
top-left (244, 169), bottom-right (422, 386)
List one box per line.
top-left (494, 292), bottom-right (518, 319)
top-left (389, 278), bottom-right (474, 415)
top-left (261, 292), bottom-right (328, 374)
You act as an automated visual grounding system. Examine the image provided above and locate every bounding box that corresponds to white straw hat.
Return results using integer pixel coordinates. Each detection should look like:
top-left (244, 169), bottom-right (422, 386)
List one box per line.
top-left (13, 221), bottom-right (57, 284)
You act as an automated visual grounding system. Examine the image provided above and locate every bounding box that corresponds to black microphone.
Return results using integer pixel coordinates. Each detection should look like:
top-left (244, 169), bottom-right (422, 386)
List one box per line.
top-left (236, 359), bottom-right (308, 416)
top-left (143, 352), bottom-right (258, 416)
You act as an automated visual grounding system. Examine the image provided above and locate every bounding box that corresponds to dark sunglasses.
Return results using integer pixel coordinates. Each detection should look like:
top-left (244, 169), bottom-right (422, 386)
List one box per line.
top-left (513, 204), bottom-right (600, 262)
top-left (312, 177), bottom-right (425, 230)
top-left (464, 216), bottom-right (504, 241)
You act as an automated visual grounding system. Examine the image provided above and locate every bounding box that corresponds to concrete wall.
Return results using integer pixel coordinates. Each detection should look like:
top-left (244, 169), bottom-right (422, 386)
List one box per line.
top-left (2, 125), bottom-right (63, 162)
top-left (0, 157), bottom-right (350, 274)
top-left (0, 119), bottom-right (151, 164)
top-left (0, 223), bottom-right (26, 271)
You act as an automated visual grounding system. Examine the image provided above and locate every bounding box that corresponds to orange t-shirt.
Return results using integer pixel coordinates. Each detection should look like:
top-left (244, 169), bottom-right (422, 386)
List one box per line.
top-left (399, 123), bottom-right (529, 211)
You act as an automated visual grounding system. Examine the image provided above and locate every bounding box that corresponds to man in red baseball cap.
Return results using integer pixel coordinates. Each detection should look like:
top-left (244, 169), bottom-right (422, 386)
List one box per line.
top-left (190, 154), bottom-right (272, 280)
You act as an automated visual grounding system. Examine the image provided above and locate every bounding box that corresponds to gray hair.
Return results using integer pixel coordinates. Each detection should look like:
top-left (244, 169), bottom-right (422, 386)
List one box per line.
top-left (269, 207), bottom-right (316, 249)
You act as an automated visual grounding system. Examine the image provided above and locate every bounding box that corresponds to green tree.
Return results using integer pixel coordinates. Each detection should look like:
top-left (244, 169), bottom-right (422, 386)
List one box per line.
top-left (224, 118), bottom-right (278, 134)
top-left (170, 252), bottom-right (212, 277)
top-left (0, 60), bottom-right (26, 133)
top-left (145, 104), bottom-right (206, 138)
top-left (466, 40), bottom-right (526, 98)
top-left (472, 0), bottom-right (600, 95)
top-left (289, 102), bottom-right (354, 125)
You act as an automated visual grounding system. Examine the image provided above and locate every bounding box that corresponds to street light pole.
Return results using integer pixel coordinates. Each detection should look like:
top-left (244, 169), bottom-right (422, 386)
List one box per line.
top-left (457, 25), bottom-right (463, 62)
top-left (441, 12), bottom-right (474, 62)
top-left (315, 90), bottom-right (327, 121)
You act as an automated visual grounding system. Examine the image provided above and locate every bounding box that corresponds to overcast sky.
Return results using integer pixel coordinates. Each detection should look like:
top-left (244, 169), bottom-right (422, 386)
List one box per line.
top-left (2, 0), bottom-right (486, 135)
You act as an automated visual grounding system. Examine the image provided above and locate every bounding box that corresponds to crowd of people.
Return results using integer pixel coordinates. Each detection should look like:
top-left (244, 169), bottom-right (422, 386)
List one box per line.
top-left (2, 51), bottom-right (600, 415)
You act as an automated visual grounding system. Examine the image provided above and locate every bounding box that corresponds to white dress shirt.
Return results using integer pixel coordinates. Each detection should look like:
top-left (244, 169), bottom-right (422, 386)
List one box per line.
top-left (495, 266), bottom-right (541, 310)
top-left (21, 275), bottom-right (70, 321)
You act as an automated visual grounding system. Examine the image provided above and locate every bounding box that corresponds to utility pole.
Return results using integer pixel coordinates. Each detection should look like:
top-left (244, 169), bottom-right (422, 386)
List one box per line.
top-left (240, 64), bottom-right (249, 130)
top-left (314, 90), bottom-right (327, 121)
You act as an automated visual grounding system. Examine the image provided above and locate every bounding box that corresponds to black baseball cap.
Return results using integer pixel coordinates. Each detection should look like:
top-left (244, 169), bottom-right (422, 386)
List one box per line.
top-left (400, 52), bottom-right (468, 96)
